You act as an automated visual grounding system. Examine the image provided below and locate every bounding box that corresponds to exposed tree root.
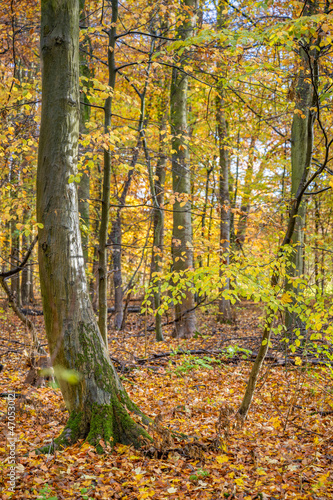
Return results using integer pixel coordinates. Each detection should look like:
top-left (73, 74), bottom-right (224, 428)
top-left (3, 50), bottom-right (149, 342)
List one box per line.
top-left (35, 400), bottom-right (152, 455)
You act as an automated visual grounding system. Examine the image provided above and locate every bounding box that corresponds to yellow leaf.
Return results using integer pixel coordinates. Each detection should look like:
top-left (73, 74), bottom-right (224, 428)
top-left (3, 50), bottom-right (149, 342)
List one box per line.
top-left (281, 292), bottom-right (292, 304)
top-left (256, 468), bottom-right (267, 475)
top-left (216, 454), bottom-right (229, 463)
top-left (295, 357), bottom-right (302, 365)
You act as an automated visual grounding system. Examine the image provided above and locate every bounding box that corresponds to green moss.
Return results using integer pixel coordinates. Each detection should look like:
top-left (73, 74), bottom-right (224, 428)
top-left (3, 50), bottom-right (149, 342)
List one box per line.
top-left (111, 396), bottom-right (152, 448)
top-left (86, 403), bottom-right (114, 453)
top-left (86, 400), bottom-right (152, 452)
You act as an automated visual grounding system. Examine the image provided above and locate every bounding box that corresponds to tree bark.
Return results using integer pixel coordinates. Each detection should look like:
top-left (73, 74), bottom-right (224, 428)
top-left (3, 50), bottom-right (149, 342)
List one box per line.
top-left (21, 229), bottom-right (30, 305)
top-left (216, 0), bottom-right (232, 323)
top-left (236, 135), bottom-right (255, 249)
top-left (10, 219), bottom-right (21, 307)
top-left (110, 212), bottom-right (123, 330)
top-left (78, 0), bottom-right (92, 265)
top-left (238, 3), bottom-right (320, 419)
top-left (143, 45), bottom-right (168, 342)
top-left (37, 0), bottom-right (150, 452)
top-left (170, 0), bottom-right (197, 339)
top-left (285, 0), bottom-right (318, 334)
top-left (150, 119), bottom-right (167, 341)
top-left (98, 0), bottom-right (118, 344)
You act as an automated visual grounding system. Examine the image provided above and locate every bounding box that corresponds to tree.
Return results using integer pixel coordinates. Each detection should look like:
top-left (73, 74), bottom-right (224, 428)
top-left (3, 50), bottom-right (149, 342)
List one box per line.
top-left (37, 0), bottom-right (150, 451)
top-left (170, 0), bottom-right (197, 339)
top-left (216, 0), bottom-right (232, 323)
top-left (285, 0), bottom-right (318, 336)
top-left (149, 75), bottom-right (169, 342)
top-left (98, 0), bottom-right (118, 342)
top-left (78, 0), bottom-right (92, 265)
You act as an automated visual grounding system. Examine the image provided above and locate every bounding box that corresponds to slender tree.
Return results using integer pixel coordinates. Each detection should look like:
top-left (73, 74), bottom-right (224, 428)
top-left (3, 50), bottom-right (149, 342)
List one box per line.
top-left (98, 0), bottom-right (118, 343)
top-left (285, 0), bottom-right (318, 335)
top-left (78, 0), bottom-right (92, 264)
top-left (216, 0), bottom-right (232, 323)
top-left (170, 0), bottom-right (197, 338)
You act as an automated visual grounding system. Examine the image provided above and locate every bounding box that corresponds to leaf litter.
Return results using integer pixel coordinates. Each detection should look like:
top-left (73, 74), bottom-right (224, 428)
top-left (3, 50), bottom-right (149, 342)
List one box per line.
top-left (0, 302), bottom-right (332, 499)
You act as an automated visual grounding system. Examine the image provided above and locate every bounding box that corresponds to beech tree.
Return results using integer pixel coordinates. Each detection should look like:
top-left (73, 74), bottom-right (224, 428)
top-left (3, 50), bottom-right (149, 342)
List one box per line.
top-left (285, 0), bottom-right (318, 335)
top-left (37, 0), bottom-right (150, 451)
top-left (170, 0), bottom-right (197, 339)
top-left (216, 0), bottom-right (232, 323)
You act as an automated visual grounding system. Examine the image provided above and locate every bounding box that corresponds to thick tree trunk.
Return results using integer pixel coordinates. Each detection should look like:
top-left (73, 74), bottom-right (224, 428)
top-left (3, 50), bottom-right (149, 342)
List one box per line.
top-left (170, 0), bottom-right (197, 339)
top-left (37, 0), bottom-right (150, 452)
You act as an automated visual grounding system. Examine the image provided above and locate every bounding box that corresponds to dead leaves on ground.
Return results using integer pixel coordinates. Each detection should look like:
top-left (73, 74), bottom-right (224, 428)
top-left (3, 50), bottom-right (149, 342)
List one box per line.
top-left (0, 304), bottom-right (332, 499)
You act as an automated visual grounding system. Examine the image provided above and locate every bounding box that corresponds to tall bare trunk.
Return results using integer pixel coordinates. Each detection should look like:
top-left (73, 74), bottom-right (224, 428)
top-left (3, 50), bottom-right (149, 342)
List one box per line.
top-left (110, 212), bottom-right (123, 330)
top-left (236, 135), bottom-right (255, 249)
top-left (98, 0), bottom-right (118, 344)
top-left (21, 230), bottom-right (30, 305)
top-left (149, 79), bottom-right (168, 341)
top-left (170, 0), bottom-right (197, 339)
top-left (216, 0), bottom-right (231, 323)
top-left (238, 1), bottom-right (320, 419)
top-left (10, 220), bottom-right (20, 307)
top-left (285, 0), bottom-right (318, 335)
top-left (78, 0), bottom-right (92, 264)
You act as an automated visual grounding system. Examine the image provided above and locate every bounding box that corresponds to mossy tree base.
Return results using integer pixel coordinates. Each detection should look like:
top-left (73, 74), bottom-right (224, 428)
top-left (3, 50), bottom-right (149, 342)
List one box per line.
top-left (36, 400), bottom-right (152, 455)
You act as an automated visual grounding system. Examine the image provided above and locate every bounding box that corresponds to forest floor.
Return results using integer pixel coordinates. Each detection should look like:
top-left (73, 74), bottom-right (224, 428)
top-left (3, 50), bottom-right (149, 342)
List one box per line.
top-left (0, 301), bottom-right (332, 499)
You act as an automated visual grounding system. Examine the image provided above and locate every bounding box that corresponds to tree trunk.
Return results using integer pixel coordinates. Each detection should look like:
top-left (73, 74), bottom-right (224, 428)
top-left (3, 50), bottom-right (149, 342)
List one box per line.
top-left (78, 0), bottom-right (91, 264)
top-left (10, 220), bottom-right (21, 308)
top-left (236, 135), bottom-right (255, 249)
top-left (37, 0), bottom-right (150, 452)
top-left (170, 0), bottom-right (197, 339)
top-left (216, 0), bottom-right (232, 323)
top-left (110, 212), bottom-right (123, 330)
top-left (151, 135), bottom-right (166, 341)
top-left (21, 231), bottom-right (30, 305)
top-left (110, 49), bottom-right (153, 330)
top-left (285, 0), bottom-right (317, 334)
top-left (98, 0), bottom-right (118, 344)
top-left (148, 76), bottom-right (168, 341)
top-left (238, 2), bottom-right (320, 419)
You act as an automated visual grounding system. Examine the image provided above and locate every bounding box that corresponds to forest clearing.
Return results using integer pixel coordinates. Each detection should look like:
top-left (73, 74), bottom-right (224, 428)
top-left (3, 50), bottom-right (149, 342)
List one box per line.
top-left (1, 0), bottom-right (333, 498)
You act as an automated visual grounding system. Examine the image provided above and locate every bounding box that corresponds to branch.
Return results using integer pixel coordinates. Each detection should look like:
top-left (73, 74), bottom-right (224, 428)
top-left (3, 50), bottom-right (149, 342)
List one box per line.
top-left (0, 276), bottom-right (45, 353)
top-left (227, 86), bottom-right (287, 138)
top-left (304, 186), bottom-right (331, 195)
top-left (115, 30), bottom-right (176, 41)
top-left (80, 100), bottom-right (105, 111)
top-left (0, 235), bottom-right (37, 278)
